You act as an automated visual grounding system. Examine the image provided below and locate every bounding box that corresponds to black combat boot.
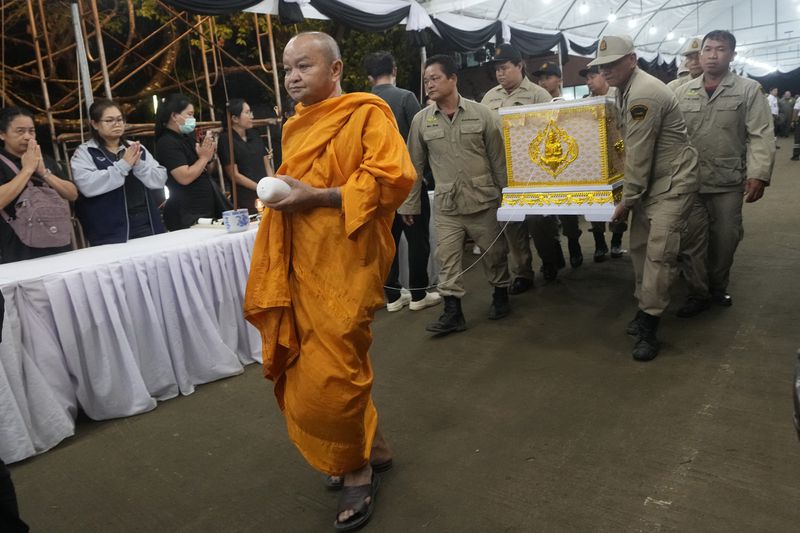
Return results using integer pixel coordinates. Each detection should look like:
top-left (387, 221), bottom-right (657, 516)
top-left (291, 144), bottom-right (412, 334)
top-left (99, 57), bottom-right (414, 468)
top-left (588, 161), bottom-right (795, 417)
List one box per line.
top-left (632, 312), bottom-right (660, 361)
top-left (626, 309), bottom-right (647, 336)
top-left (568, 238), bottom-right (583, 268)
top-left (426, 295), bottom-right (466, 335)
top-left (592, 231), bottom-right (609, 262)
top-left (488, 286), bottom-right (510, 320)
top-left (676, 297), bottom-right (711, 318)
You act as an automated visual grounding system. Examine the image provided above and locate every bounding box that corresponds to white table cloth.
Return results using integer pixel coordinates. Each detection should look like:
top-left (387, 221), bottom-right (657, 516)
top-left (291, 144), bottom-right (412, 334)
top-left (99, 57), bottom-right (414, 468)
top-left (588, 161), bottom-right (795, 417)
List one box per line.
top-left (0, 227), bottom-right (261, 463)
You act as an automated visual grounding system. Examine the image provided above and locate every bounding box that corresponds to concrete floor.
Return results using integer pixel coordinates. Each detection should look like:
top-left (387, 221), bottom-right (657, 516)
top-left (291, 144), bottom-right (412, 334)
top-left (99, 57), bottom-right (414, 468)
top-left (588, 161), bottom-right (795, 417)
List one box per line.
top-left (10, 138), bottom-right (800, 532)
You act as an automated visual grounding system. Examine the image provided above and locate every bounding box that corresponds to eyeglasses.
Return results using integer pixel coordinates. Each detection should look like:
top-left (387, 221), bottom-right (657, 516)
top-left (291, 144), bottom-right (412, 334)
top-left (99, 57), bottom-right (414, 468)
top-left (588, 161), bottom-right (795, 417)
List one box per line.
top-left (100, 117), bottom-right (125, 125)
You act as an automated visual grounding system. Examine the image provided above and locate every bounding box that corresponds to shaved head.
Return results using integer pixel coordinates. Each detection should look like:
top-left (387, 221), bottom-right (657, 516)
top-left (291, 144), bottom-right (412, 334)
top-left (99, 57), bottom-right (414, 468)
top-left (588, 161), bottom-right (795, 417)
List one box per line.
top-left (287, 32), bottom-right (341, 65)
top-left (283, 31), bottom-right (343, 105)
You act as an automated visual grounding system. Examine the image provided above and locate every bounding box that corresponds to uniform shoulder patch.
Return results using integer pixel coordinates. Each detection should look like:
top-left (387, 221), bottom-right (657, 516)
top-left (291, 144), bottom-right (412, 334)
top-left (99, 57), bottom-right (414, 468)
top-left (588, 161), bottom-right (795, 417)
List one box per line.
top-left (630, 104), bottom-right (649, 120)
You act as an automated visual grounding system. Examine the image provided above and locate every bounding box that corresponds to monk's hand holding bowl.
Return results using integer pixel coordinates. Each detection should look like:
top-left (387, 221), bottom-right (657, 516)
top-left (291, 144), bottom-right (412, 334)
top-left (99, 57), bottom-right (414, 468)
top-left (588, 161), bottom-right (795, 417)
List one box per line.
top-left (265, 174), bottom-right (341, 212)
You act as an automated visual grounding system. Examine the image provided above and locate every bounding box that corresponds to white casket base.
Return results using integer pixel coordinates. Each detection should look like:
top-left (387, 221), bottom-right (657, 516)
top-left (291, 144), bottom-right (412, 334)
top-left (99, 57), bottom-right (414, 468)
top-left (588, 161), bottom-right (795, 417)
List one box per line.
top-left (497, 181), bottom-right (623, 222)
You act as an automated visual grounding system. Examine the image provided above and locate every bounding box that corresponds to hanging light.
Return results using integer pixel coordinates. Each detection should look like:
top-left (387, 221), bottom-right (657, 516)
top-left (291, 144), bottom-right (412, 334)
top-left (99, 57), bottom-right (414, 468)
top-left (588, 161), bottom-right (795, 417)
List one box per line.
top-left (678, 36), bottom-right (687, 44)
top-left (607, 12), bottom-right (617, 23)
top-left (627, 18), bottom-right (637, 29)
top-left (579, 1), bottom-right (590, 14)
top-left (666, 32), bottom-right (675, 40)
top-left (649, 25), bottom-right (658, 35)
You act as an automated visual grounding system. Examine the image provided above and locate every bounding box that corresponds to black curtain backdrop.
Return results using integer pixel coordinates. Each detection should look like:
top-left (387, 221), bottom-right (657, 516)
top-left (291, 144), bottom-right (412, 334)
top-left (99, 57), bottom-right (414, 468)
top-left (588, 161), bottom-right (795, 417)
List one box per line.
top-left (569, 39), bottom-right (598, 56)
top-left (431, 19), bottom-right (502, 52)
top-left (510, 28), bottom-right (568, 60)
top-left (752, 66), bottom-right (800, 95)
top-left (279, 0), bottom-right (305, 24)
top-left (310, 0), bottom-right (409, 33)
top-left (161, 0), bottom-right (262, 14)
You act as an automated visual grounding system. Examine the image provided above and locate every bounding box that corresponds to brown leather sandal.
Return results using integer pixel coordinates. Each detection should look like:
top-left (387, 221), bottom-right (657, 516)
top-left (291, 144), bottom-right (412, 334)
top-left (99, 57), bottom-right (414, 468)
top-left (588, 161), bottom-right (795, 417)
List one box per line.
top-left (325, 459), bottom-right (393, 491)
top-left (333, 472), bottom-right (380, 531)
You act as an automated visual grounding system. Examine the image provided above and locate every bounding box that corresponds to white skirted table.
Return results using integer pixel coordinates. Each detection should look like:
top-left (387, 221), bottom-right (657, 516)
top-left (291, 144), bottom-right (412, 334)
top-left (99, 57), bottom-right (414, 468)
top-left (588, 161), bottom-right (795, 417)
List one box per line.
top-left (0, 226), bottom-right (261, 464)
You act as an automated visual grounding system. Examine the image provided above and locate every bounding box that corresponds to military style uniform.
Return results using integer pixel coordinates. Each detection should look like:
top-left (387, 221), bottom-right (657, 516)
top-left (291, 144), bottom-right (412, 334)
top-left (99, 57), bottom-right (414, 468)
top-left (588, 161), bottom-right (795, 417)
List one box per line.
top-left (675, 71), bottom-right (775, 301)
top-left (399, 97), bottom-right (510, 300)
top-left (666, 76), bottom-right (690, 91)
top-left (480, 77), bottom-right (559, 285)
top-left (617, 68), bottom-right (699, 317)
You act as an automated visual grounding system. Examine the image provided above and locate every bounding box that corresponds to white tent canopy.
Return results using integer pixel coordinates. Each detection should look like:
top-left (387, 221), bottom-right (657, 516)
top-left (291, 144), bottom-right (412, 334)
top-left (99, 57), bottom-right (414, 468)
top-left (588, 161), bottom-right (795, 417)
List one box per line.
top-left (247, 0), bottom-right (800, 75)
top-left (420, 0), bottom-right (800, 74)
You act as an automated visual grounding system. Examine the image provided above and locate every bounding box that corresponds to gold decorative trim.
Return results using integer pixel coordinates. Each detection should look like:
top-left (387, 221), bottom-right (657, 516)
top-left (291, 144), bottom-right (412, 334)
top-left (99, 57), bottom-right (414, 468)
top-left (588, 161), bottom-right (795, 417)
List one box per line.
top-left (528, 119), bottom-right (579, 177)
top-left (501, 188), bottom-right (623, 208)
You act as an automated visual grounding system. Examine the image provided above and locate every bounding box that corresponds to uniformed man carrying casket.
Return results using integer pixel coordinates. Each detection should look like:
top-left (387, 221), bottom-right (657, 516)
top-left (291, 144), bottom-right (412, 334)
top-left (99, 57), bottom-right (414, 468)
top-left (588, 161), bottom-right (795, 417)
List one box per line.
top-left (481, 44), bottom-right (561, 292)
top-left (589, 35), bottom-right (700, 361)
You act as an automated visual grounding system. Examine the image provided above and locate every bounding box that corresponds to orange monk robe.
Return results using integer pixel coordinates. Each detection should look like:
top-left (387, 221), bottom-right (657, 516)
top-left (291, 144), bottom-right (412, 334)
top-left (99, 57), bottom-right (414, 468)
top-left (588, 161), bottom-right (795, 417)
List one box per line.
top-left (244, 93), bottom-right (416, 476)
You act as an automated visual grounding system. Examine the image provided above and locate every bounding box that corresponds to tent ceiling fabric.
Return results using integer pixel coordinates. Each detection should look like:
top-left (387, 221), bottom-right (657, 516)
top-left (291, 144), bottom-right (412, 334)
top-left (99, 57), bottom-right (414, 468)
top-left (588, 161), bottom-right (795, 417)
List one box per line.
top-left (419, 0), bottom-right (800, 74)
top-left (245, 0), bottom-right (799, 75)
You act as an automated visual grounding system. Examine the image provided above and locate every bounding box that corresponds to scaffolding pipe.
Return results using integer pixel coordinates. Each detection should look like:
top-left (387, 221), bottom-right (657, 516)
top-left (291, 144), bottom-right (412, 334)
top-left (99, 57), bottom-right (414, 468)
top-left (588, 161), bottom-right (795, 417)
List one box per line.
top-left (197, 16), bottom-right (216, 121)
top-left (71, 1), bottom-right (94, 112)
top-left (89, 0), bottom-right (112, 98)
top-left (266, 14), bottom-right (282, 119)
top-left (25, 0), bottom-right (60, 162)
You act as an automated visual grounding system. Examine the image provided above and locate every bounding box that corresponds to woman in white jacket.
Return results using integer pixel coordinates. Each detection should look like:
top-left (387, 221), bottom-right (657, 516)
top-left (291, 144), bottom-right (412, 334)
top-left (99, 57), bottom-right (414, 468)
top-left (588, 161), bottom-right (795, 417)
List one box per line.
top-left (71, 99), bottom-right (168, 246)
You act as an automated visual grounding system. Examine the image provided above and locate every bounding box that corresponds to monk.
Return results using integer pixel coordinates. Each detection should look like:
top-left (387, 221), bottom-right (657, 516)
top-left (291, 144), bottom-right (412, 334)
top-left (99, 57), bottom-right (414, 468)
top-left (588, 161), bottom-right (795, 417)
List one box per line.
top-left (243, 32), bottom-right (415, 531)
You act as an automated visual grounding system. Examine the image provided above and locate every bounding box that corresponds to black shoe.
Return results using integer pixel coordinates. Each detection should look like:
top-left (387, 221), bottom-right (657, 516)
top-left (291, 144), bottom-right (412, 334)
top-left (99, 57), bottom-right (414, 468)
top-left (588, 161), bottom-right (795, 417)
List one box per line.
top-left (508, 277), bottom-right (534, 295)
top-left (791, 155), bottom-right (799, 161)
top-left (677, 297), bottom-right (711, 318)
top-left (626, 310), bottom-right (647, 336)
top-left (593, 232), bottom-right (609, 262)
top-left (426, 296), bottom-right (466, 335)
top-left (632, 312), bottom-right (660, 361)
top-left (554, 241), bottom-right (566, 269)
top-left (568, 238), bottom-right (583, 268)
top-left (541, 262), bottom-right (558, 282)
top-left (711, 291), bottom-right (732, 307)
top-left (488, 287), bottom-right (510, 320)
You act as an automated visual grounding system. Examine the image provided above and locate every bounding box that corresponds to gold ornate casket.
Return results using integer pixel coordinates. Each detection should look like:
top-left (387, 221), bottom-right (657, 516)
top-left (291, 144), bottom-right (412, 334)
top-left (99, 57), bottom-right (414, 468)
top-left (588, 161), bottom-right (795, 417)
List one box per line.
top-left (496, 96), bottom-right (624, 222)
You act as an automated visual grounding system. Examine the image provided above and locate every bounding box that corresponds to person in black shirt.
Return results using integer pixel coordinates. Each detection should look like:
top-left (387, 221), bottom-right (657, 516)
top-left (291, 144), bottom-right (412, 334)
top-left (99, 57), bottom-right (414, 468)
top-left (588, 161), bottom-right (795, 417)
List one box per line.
top-left (71, 99), bottom-right (168, 245)
top-left (0, 107), bottom-right (78, 263)
top-left (364, 51), bottom-right (441, 312)
top-left (218, 98), bottom-right (273, 214)
top-left (154, 93), bottom-right (226, 230)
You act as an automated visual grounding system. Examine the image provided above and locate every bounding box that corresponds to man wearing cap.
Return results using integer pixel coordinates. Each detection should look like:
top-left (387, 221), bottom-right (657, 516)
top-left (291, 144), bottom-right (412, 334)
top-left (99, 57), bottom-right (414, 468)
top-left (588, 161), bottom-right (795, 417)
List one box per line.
top-left (400, 54), bottom-right (511, 335)
top-left (674, 30), bottom-right (774, 316)
top-left (580, 65), bottom-right (627, 262)
top-left (534, 61), bottom-right (584, 268)
top-left (481, 44), bottom-right (561, 292)
top-left (590, 34), bottom-right (699, 361)
top-left (667, 37), bottom-right (703, 91)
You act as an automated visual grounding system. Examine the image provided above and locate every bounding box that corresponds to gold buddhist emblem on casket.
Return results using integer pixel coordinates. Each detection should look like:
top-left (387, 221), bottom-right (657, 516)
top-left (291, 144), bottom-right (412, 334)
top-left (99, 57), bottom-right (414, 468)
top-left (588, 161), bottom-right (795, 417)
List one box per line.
top-left (528, 119), bottom-right (578, 178)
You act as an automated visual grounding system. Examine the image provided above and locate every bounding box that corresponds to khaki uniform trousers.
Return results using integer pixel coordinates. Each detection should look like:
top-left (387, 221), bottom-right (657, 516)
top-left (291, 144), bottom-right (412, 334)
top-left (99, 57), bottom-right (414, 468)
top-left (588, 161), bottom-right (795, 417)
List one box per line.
top-left (681, 190), bottom-right (744, 297)
top-left (505, 215), bottom-right (559, 280)
top-left (629, 193), bottom-right (694, 316)
top-left (435, 208), bottom-right (510, 298)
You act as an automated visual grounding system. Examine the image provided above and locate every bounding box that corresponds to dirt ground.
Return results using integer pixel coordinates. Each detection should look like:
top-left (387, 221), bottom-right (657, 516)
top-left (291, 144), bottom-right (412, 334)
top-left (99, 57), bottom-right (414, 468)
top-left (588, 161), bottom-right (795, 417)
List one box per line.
top-left (9, 138), bottom-right (800, 532)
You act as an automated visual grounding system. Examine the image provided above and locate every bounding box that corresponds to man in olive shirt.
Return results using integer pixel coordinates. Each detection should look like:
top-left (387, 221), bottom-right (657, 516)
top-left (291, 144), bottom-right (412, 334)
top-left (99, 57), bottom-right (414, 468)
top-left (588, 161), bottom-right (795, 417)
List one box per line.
top-left (480, 44), bottom-right (560, 293)
top-left (590, 35), bottom-right (700, 361)
top-left (674, 30), bottom-right (775, 315)
top-left (399, 54), bottom-right (511, 335)
top-left (666, 36), bottom-right (703, 92)
top-left (581, 65), bottom-right (626, 262)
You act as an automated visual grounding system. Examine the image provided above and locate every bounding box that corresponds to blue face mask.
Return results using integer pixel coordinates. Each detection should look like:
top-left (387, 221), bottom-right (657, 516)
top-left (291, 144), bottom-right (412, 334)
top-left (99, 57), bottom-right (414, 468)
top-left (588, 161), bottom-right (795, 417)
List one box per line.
top-left (179, 116), bottom-right (196, 134)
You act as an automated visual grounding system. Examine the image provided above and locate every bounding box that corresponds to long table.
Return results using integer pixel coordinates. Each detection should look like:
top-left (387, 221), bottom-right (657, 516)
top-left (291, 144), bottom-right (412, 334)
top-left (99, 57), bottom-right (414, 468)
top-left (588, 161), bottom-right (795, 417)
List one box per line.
top-left (0, 227), bottom-right (261, 464)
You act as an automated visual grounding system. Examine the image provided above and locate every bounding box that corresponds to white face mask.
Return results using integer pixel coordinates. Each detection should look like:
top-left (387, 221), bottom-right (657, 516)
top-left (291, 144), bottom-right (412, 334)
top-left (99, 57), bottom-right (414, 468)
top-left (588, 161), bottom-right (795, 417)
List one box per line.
top-left (177, 115), bottom-right (196, 134)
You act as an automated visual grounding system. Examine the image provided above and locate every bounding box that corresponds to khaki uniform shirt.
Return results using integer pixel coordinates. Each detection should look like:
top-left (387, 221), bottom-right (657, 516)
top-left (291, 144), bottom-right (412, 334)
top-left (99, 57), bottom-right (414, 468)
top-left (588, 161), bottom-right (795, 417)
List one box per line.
top-left (617, 68), bottom-right (699, 207)
top-left (480, 76), bottom-right (552, 111)
top-left (675, 71), bottom-right (775, 193)
top-left (666, 75), bottom-right (690, 92)
top-left (398, 96), bottom-right (506, 216)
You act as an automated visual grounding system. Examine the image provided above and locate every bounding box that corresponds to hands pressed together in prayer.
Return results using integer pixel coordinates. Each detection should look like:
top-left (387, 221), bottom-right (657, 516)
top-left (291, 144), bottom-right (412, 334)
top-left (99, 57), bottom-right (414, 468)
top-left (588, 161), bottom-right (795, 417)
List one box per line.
top-left (122, 141), bottom-right (142, 167)
top-left (195, 133), bottom-right (217, 163)
top-left (20, 139), bottom-right (42, 177)
top-left (264, 175), bottom-right (341, 212)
